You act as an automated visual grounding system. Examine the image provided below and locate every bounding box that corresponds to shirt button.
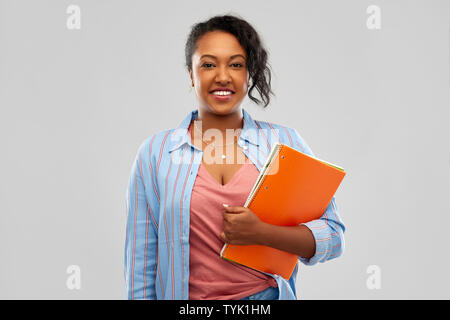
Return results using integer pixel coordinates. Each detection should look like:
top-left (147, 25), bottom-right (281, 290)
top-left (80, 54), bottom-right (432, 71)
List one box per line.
top-left (243, 146), bottom-right (248, 150)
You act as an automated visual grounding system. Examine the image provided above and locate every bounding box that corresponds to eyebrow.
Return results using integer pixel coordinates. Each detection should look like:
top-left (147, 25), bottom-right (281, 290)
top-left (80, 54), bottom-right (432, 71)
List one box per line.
top-left (200, 54), bottom-right (246, 60)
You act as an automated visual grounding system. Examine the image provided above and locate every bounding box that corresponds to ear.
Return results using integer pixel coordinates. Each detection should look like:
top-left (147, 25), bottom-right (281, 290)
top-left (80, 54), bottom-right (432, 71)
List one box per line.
top-left (189, 69), bottom-right (194, 87)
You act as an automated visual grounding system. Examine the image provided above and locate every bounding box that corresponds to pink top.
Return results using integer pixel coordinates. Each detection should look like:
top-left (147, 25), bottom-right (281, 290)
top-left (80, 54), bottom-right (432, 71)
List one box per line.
top-left (188, 123), bottom-right (277, 300)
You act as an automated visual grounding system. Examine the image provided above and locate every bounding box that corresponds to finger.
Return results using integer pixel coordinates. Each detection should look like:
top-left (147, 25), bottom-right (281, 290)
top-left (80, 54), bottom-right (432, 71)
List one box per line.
top-left (222, 204), bottom-right (233, 211)
top-left (223, 213), bottom-right (234, 222)
top-left (223, 204), bottom-right (243, 213)
top-left (220, 231), bottom-right (227, 243)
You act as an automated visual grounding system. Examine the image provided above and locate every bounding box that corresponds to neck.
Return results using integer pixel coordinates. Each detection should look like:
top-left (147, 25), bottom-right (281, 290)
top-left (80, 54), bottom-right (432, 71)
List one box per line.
top-left (190, 107), bottom-right (244, 148)
top-left (194, 107), bottom-right (244, 135)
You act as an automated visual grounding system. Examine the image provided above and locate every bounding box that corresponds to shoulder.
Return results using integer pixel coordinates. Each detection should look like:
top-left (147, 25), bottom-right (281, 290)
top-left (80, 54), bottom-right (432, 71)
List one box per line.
top-left (134, 128), bottom-right (177, 164)
top-left (253, 119), bottom-right (315, 157)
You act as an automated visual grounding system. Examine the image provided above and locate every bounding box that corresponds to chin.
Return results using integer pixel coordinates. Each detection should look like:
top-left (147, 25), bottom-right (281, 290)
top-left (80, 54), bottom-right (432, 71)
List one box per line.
top-left (210, 99), bottom-right (244, 112)
top-left (205, 101), bottom-right (231, 112)
top-left (211, 104), bottom-right (239, 115)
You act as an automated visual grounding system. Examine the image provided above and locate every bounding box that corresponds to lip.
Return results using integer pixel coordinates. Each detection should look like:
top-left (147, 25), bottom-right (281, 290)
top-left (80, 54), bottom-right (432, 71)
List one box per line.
top-left (210, 87), bottom-right (235, 93)
top-left (210, 91), bottom-right (234, 101)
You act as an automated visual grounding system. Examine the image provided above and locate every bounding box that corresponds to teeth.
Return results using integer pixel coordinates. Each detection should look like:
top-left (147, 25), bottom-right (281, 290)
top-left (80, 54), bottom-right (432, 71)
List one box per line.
top-left (212, 91), bottom-right (233, 96)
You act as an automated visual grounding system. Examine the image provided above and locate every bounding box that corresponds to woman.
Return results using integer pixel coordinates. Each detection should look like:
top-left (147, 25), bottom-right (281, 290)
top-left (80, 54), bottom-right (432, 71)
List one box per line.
top-left (124, 14), bottom-right (345, 300)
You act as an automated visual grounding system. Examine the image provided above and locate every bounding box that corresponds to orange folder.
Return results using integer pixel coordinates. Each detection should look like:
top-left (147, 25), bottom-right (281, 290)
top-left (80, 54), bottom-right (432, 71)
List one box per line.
top-left (220, 142), bottom-right (346, 280)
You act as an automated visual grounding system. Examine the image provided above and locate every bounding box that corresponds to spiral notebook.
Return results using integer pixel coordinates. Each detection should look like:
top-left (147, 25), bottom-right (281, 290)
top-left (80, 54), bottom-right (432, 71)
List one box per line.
top-left (220, 142), bottom-right (346, 280)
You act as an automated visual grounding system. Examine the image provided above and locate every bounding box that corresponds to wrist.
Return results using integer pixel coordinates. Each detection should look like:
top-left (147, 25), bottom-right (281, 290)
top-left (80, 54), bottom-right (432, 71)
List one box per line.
top-left (254, 221), bottom-right (271, 246)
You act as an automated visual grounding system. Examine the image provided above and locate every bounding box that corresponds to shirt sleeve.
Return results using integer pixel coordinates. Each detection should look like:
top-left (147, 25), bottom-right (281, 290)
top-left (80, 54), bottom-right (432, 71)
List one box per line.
top-left (124, 139), bottom-right (159, 299)
top-left (288, 127), bottom-right (346, 266)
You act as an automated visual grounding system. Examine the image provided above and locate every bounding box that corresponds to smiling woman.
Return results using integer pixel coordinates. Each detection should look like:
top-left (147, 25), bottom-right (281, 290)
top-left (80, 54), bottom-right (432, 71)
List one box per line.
top-left (185, 15), bottom-right (274, 109)
top-left (124, 13), bottom-right (346, 301)
top-left (193, 44), bottom-right (247, 106)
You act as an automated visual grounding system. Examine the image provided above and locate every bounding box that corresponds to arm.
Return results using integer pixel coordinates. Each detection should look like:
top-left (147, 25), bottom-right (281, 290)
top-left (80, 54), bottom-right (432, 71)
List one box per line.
top-left (221, 205), bottom-right (315, 259)
top-left (124, 140), bottom-right (159, 299)
top-left (222, 197), bottom-right (344, 265)
top-left (255, 223), bottom-right (316, 259)
top-left (298, 196), bottom-right (345, 265)
top-left (258, 197), bottom-right (345, 264)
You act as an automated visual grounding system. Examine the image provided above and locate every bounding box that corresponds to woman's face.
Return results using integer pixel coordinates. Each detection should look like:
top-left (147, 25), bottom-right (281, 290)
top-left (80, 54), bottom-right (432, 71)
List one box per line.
top-left (190, 30), bottom-right (249, 115)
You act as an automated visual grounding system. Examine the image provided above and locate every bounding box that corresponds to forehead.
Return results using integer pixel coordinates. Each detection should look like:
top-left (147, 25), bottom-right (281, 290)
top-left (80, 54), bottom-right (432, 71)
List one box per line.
top-left (194, 31), bottom-right (246, 59)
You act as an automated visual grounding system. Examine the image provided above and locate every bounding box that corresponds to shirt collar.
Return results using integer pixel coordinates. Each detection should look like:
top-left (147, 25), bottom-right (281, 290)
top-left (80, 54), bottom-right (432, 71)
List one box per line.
top-left (168, 107), bottom-right (260, 153)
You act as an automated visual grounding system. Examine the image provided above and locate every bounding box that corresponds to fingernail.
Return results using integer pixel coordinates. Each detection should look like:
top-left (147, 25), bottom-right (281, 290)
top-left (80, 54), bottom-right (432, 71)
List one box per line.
top-left (222, 204), bottom-right (229, 207)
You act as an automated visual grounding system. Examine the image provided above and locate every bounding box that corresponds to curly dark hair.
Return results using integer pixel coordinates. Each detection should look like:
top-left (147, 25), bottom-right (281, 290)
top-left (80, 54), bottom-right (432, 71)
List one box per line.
top-left (185, 14), bottom-right (275, 108)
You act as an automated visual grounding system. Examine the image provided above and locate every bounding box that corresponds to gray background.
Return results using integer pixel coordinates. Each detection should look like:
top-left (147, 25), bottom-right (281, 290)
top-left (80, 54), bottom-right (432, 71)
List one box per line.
top-left (1, 0), bottom-right (449, 299)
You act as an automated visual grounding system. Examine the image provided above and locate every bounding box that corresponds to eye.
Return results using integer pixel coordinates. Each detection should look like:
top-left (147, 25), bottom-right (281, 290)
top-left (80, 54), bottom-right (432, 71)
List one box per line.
top-left (201, 63), bottom-right (214, 68)
top-left (201, 63), bottom-right (244, 68)
top-left (231, 63), bottom-right (244, 68)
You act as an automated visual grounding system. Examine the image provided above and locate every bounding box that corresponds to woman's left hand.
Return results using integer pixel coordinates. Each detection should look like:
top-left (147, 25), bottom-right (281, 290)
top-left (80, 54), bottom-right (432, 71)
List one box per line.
top-left (220, 205), bottom-right (265, 246)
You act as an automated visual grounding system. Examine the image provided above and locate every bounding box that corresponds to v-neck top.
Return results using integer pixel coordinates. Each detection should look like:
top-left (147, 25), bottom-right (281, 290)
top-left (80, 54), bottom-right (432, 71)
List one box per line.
top-left (188, 124), bottom-right (277, 300)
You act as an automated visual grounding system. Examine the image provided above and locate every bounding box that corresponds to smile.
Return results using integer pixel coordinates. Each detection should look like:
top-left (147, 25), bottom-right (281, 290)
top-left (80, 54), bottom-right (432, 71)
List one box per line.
top-left (210, 91), bottom-right (234, 101)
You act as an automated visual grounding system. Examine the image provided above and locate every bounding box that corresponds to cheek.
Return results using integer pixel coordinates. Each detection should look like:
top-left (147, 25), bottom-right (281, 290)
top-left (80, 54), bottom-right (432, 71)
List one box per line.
top-left (241, 73), bottom-right (250, 91)
top-left (240, 80), bottom-right (249, 93)
top-left (192, 69), bottom-right (206, 87)
top-left (193, 79), bottom-right (209, 96)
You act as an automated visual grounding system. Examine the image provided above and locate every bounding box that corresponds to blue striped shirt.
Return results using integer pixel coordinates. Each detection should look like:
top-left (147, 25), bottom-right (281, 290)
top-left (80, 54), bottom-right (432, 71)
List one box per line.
top-left (124, 107), bottom-right (346, 300)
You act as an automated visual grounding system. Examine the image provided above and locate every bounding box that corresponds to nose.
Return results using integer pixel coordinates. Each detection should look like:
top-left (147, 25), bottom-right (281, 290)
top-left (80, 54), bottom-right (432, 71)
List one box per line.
top-left (214, 65), bottom-right (231, 84)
